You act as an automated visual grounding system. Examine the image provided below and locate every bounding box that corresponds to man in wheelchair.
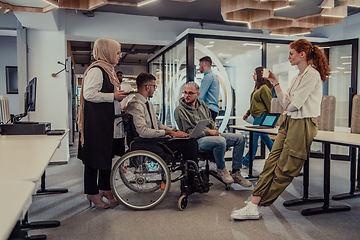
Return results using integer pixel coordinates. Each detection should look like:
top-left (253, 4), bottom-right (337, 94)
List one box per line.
top-left (125, 73), bottom-right (209, 195)
top-left (174, 82), bottom-right (252, 188)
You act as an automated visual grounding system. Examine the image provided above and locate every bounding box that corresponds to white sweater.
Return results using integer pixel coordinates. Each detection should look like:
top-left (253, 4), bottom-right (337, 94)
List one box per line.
top-left (277, 65), bottom-right (323, 119)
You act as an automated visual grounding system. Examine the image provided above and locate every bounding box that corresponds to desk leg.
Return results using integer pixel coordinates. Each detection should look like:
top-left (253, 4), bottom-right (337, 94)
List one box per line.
top-left (9, 221), bottom-right (47, 240)
top-left (283, 153), bottom-right (324, 207)
top-left (245, 131), bottom-right (259, 180)
top-left (302, 143), bottom-right (350, 216)
top-left (332, 147), bottom-right (360, 200)
top-left (36, 171), bottom-right (68, 195)
top-left (21, 212), bottom-right (60, 230)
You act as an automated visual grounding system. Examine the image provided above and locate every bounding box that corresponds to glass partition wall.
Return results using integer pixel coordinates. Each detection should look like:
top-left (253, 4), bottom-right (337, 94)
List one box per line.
top-left (148, 33), bottom-right (358, 160)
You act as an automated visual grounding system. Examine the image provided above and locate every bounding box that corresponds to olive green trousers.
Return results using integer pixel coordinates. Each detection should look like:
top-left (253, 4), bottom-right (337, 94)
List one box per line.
top-left (252, 115), bottom-right (318, 207)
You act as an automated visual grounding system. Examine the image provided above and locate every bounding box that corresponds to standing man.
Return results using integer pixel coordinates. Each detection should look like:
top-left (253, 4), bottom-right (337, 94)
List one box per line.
top-left (116, 71), bottom-right (133, 109)
top-left (113, 71), bottom-right (133, 157)
top-left (174, 82), bottom-right (252, 187)
top-left (199, 56), bottom-right (219, 121)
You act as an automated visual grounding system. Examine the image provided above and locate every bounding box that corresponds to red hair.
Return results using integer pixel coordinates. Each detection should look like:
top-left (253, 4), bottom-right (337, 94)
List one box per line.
top-left (290, 39), bottom-right (331, 83)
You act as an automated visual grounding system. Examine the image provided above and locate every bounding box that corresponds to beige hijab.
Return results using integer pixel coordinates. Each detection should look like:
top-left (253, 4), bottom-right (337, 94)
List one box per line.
top-left (78, 38), bottom-right (121, 146)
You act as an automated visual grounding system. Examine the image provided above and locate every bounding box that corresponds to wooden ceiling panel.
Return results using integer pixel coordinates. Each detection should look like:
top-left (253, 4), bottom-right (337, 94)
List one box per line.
top-left (221, 0), bottom-right (356, 36)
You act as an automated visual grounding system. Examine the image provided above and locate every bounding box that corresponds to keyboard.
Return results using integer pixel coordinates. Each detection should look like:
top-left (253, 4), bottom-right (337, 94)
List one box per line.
top-left (46, 129), bottom-right (65, 135)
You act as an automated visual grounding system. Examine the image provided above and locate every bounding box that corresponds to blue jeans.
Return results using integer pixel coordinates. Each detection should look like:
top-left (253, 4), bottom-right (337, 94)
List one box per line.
top-left (243, 114), bottom-right (274, 167)
top-left (197, 133), bottom-right (245, 170)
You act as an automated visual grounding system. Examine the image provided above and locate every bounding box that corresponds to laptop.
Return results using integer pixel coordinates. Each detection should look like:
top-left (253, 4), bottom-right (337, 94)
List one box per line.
top-left (173, 119), bottom-right (210, 139)
top-left (245, 113), bottom-right (280, 129)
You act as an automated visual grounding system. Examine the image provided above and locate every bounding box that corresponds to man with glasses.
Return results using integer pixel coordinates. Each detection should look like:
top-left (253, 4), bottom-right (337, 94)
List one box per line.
top-left (174, 82), bottom-right (252, 187)
top-left (126, 72), bottom-right (199, 165)
top-left (199, 56), bottom-right (219, 121)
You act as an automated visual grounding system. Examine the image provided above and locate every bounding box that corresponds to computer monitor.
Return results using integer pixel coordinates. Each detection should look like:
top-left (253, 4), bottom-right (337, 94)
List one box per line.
top-left (12, 77), bottom-right (37, 123)
top-left (26, 77), bottom-right (37, 112)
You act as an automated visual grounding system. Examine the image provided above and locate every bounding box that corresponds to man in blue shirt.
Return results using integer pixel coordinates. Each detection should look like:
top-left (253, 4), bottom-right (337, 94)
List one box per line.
top-left (199, 56), bottom-right (219, 121)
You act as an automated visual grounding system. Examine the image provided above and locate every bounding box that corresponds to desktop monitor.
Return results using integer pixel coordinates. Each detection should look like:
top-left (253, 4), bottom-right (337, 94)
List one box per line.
top-left (26, 77), bottom-right (37, 112)
top-left (12, 77), bottom-right (37, 123)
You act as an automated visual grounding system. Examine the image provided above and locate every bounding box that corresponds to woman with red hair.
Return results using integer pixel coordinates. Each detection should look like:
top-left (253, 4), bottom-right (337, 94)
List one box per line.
top-left (231, 39), bottom-right (330, 220)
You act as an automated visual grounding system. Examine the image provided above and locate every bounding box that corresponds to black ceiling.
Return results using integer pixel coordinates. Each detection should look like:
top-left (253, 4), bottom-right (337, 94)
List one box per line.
top-left (70, 41), bottom-right (163, 66)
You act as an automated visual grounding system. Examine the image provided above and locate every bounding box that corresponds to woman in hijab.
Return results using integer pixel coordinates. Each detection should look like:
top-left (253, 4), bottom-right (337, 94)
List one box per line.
top-left (78, 38), bottom-right (127, 209)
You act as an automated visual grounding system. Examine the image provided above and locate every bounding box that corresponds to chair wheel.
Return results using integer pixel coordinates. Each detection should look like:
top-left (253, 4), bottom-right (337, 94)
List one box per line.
top-left (178, 195), bottom-right (188, 211)
top-left (225, 185), bottom-right (231, 191)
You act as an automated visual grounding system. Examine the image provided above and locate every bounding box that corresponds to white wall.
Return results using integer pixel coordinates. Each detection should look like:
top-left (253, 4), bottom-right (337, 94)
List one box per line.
top-left (26, 28), bottom-right (69, 162)
top-left (0, 36), bottom-right (19, 115)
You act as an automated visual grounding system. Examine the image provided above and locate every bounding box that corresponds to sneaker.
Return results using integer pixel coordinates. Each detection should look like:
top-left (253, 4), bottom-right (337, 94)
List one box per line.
top-left (231, 201), bottom-right (261, 220)
top-left (231, 171), bottom-right (252, 187)
top-left (217, 167), bottom-right (234, 184)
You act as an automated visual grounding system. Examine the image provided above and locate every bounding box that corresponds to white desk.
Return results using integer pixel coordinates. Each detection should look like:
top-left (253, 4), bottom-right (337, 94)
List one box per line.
top-left (0, 140), bottom-right (62, 190)
top-left (0, 181), bottom-right (35, 240)
top-left (0, 132), bottom-right (68, 238)
top-left (230, 124), bottom-right (360, 216)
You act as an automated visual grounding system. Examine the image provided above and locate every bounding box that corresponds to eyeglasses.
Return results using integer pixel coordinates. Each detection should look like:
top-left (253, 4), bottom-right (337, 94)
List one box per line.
top-left (120, 52), bottom-right (123, 57)
top-left (183, 91), bottom-right (198, 96)
top-left (146, 84), bottom-right (157, 89)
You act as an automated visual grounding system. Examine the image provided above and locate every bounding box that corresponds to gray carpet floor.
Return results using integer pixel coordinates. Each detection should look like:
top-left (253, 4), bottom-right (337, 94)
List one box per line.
top-left (27, 141), bottom-right (360, 240)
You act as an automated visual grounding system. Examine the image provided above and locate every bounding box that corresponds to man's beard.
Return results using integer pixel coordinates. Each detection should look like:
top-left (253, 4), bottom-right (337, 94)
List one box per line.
top-left (185, 99), bottom-right (196, 106)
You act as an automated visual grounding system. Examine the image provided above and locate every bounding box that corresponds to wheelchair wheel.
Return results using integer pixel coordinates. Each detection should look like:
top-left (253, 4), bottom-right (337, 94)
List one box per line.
top-left (178, 195), bottom-right (188, 211)
top-left (111, 150), bottom-right (171, 210)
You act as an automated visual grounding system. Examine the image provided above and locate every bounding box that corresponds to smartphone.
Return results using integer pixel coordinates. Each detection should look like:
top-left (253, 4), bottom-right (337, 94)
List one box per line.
top-left (124, 91), bottom-right (138, 95)
top-left (263, 68), bottom-right (270, 78)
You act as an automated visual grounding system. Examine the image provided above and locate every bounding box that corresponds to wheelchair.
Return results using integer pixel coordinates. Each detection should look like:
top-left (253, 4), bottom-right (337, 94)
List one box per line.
top-left (110, 113), bottom-right (211, 211)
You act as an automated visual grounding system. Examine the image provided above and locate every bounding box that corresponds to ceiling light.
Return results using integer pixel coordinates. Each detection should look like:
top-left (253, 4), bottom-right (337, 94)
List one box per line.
top-left (321, 14), bottom-right (346, 18)
top-left (218, 53), bottom-right (232, 58)
top-left (290, 32), bottom-right (311, 36)
top-left (341, 56), bottom-right (352, 58)
top-left (330, 71), bottom-right (339, 73)
top-left (4, 9), bottom-right (11, 14)
top-left (344, 71), bottom-right (351, 74)
top-left (243, 43), bottom-right (262, 47)
top-left (274, 6), bottom-right (291, 11)
top-left (209, 41), bottom-right (214, 44)
top-left (205, 45), bottom-right (214, 48)
top-left (342, 62), bottom-right (351, 65)
top-left (319, 46), bottom-right (331, 49)
top-left (337, 67), bottom-right (345, 69)
top-left (137, 0), bottom-right (157, 7)
top-left (43, 0), bottom-right (59, 8)
top-left (275, 46), bottom-right (280, 48)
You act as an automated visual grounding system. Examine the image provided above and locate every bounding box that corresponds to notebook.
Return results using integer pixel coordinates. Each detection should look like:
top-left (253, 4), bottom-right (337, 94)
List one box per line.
top-left (174, 119), bottom-right (210, 139)
top-left (245, 113), bottom-right (280, 129)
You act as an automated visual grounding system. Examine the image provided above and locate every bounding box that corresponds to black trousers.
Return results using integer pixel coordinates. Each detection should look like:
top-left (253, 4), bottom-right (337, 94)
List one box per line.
top-left (164, 138), bottom-right (198, 162)
top-left (84, 138), bottom-right (126, 195)
top-left (84, 165), bottom-right (111, 195)
top-left (210, 109), bottom-right (218, 122)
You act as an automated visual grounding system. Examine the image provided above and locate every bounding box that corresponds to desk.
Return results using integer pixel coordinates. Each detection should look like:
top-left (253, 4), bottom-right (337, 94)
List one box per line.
top-left (0, 181), bottom-right (35, 240)
top-left (0, 132), bottom-right (68, 238)
top-left (230, 124), bottom-right (360, 216)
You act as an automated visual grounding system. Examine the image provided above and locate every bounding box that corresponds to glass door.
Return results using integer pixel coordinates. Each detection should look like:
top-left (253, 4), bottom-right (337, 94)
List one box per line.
top-left (317, 39), bottom-right (358, 159)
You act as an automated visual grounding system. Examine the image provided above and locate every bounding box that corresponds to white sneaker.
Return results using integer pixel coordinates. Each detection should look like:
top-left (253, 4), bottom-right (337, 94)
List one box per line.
top-left (231, 201), bottom-right (262, 220)
top-left (217, 167), bottom-right (234, 184)
top-left (231, 171), bottom-right (252, 187)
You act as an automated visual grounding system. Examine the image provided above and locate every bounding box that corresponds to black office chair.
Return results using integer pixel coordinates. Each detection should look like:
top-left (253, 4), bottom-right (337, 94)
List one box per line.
top-left (110, 113), bottom-right (210, 211)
